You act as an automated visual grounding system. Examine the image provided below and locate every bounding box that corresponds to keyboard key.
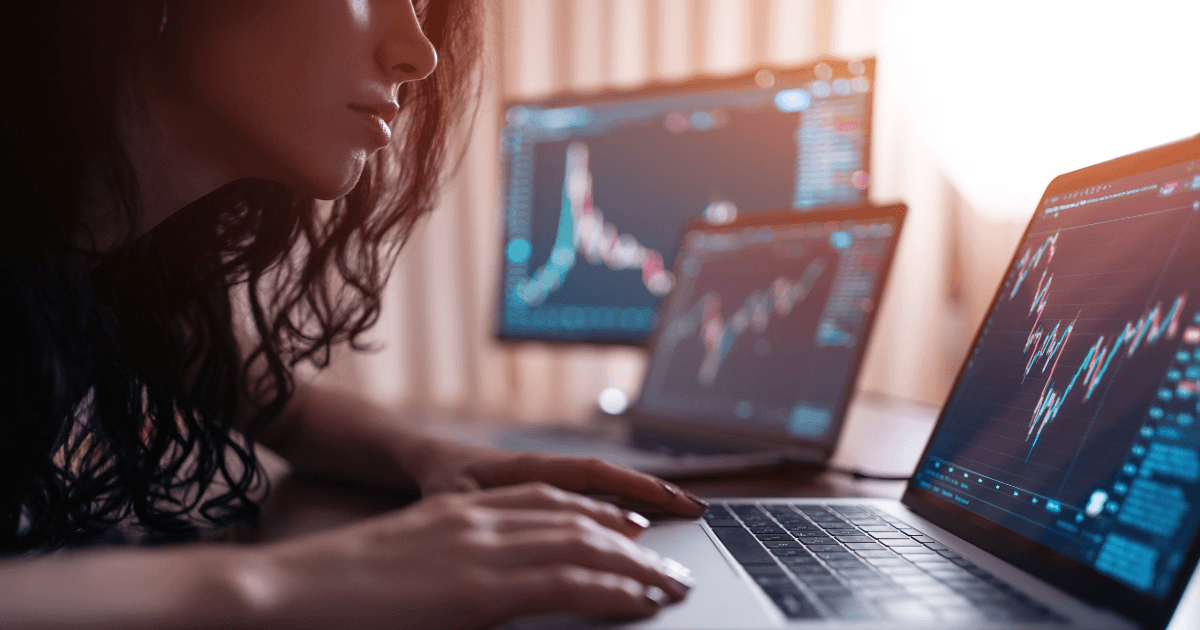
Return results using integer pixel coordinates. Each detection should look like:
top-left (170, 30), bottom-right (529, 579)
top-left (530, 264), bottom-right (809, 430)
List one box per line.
top-left (772, 548), bottom-right (813, 557)
top-left (806, 544), bottom-right (846, 553)
top-left (924, 542), bottom-right (948, 551)
top-left (762, 541), bottom-right (803, 548)
top-left (817, 593), bottom-right (873, 620)
top-left (835, 535), bottom-right (876, 544)
top-left (796, 573), bottom-right (844, 590)
top-left (845, 542), bottom-right (886, 551)
top-left (709, 526), bottom-right (775, 564)
top-left (778, 555), bottom-right (821, 566)
top-left (894, 576), bottom-right (940, 587)
top-left (845, 577), bottom-right (892, 589)
top-left (933, 605), bottom-right (984, 622)
top-left (876, 597), bottom-right (938, 621)
top-left (875, 565), bottom-right (923, 576)
top-left (742, 564), bottom-right (786, 576)
top-left (907, 583), bottom-right (956, 598)
top-left (858, 525), bottom-right (897, 532)
top-left (816, 551), bottom-right (855, 561)
top-left (835, 569), bottom-right (878, 580)
top-left (897, 549), bottom-right (939, 558)
top-left (753, 575), bottom-right (796, 589)
top-left (754, 534), bottom-right (793, 541)
top-left (798, 537), bottom-right (837, 546)
top-left (763, 589), bottom-right (821, 619)
top-left (703, 505), bottom-right (734, 519)
top-left (786, 564), bottom-right (831, 575)
top-left (805, 579), bottom-right (850, 593)
top-left (912, 535), bottom-right (936, 543)
top-left (703, 519), bottom-right (741, 527)
top-left (882, 538), bottom-right (924, 547)
top-left (870, 531), bottom-right (910, 539)
top-left (748, 526), bottom-right (785, 535)
top-left (857, 550), bottom-right (899, 559)
top-left (823, 528), bottom-right (861, 536)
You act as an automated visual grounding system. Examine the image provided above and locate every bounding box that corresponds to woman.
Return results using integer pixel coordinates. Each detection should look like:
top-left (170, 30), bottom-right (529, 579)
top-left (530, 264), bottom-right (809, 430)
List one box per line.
top-left (0, 1), bottom-right (706, 627)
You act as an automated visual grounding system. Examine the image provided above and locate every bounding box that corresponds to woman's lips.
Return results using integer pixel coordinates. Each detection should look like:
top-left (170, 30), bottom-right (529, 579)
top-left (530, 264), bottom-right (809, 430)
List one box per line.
top-left (349, 104), bottom-right (393, 147)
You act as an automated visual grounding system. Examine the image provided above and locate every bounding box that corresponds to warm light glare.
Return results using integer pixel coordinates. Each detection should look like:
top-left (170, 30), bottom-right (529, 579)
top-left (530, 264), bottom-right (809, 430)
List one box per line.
top-left (899, 0), bottom-right (1200, 218)
top-left (598, 387), bottom-right (629, 415)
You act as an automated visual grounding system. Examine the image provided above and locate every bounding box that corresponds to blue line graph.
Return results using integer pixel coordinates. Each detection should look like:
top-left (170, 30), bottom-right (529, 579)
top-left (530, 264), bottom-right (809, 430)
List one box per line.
top-left (512, 142), bottom-right (673, 307)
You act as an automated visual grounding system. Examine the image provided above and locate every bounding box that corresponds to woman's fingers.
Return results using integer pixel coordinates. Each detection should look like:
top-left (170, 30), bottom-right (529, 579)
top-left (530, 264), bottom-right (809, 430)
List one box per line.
top-left (495, 566), bottom-right (670, 622)
top-left (492, 527), bottom-right (694, 601)
top-left (474, 455), bottom-right (709, 518)
top-left (472, 482), bottom-right (653, 538)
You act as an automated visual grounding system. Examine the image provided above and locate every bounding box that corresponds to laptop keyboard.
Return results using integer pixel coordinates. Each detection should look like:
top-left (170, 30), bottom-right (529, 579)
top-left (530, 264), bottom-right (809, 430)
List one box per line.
top-left (704, 502), bottom-right (1065, 623)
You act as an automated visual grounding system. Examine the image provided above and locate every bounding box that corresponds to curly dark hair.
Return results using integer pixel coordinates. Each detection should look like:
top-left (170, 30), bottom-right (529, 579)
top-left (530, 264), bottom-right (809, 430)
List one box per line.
top-left (0, 0), bottom-right (483, 552)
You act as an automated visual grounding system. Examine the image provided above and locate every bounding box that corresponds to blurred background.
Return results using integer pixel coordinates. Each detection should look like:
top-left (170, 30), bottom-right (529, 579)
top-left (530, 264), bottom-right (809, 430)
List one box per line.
top-left (314, 0), bottom-right (1200, 424)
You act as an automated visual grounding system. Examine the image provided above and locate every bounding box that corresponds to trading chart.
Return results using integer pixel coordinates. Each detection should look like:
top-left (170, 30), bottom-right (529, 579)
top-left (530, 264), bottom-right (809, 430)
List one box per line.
top-left (638, 216), bottom-right (897, 439)
top-left (497, 60), bottom-right (874, 343)
top-left (914, 166), bottom-right (1200, 597)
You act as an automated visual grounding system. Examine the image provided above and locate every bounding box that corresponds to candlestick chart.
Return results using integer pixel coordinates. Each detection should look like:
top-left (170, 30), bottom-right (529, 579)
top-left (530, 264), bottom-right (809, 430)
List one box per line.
top-left (678, 258), bottom-right (828, 386)
top-left (1006, 229), bottom-right (1189, 461)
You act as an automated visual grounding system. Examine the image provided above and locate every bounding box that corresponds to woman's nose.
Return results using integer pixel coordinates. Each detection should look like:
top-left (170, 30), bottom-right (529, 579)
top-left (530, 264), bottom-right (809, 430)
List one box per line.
top-left (377, 1), bottom-right (438, 82)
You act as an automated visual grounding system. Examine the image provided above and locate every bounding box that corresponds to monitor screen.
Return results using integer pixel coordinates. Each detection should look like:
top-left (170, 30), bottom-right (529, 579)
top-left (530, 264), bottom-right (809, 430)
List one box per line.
top-left (911, 156), bottom-right (1200, 599)
top-left (636, 206), bottom-right (901, 444)
top-left (496, 59), bottom-right (875, 344)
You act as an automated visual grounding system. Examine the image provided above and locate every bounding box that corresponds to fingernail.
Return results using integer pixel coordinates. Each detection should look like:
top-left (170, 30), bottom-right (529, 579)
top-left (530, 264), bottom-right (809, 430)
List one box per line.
top-left (660, 558), bottom-right (696, 598)
top-left (625, 511), bottom-right (651, 529)
top-left (643, 585), bottom-right (671, 608)
top-left (663, 574), bottom-right (693, 599)
top-left (661, 482), bottom-right (679, 498)
top-left (660, 557), bottom-right (693, 580)
top-left (683, 490), bottom-right (709, 508)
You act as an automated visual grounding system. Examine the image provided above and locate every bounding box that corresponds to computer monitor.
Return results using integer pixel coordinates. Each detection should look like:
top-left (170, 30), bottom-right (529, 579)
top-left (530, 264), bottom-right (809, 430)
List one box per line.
top-left (496, 58), bottom-right (875, 344)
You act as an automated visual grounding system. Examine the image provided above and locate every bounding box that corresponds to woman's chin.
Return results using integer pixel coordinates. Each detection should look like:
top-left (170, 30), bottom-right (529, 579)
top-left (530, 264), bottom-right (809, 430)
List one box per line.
top-left (292, 155), bottom-right (369, 201)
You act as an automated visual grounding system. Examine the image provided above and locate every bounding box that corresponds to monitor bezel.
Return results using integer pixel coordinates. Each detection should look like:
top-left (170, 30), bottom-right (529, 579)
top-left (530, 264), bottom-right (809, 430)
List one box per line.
top-left (901, 133), bottom-right (1200, 630)
top-left (628, 202), bottom-right (907, 458)
top-left (492, 57), bottom-right (877, 346)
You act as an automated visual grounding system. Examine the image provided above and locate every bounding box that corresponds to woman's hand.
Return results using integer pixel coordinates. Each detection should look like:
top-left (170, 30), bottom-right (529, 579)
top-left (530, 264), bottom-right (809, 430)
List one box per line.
top-left (247, 482), bottom-right (695, 630)
top-left (404, 436), bottom-right (709, 519)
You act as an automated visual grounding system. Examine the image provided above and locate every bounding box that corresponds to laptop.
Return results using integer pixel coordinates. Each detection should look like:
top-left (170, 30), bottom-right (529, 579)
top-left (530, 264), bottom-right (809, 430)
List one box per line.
top-left (511, 135), bottom-right (1200, 629)
top-left (484, 203), bottom-right (907, 477)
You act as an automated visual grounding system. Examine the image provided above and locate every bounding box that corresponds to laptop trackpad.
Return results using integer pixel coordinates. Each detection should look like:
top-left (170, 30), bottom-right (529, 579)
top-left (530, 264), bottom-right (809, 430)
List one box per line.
top-left (510, 522), bottom-right (778, 630)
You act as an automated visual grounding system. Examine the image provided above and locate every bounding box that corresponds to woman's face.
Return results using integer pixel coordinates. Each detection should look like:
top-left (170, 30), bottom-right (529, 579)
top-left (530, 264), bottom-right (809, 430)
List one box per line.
top-left (154, 0), bottom-right (437, 200)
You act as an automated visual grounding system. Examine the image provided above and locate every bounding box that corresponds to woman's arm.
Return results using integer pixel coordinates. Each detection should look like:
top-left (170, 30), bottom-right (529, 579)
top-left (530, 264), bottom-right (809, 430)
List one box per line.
top-left (252, 383), bottom-right (430, 492)
top-left (256, 383), bottom-right (709, 517)
top-left (0, 545), bottom-right (248, 630)
top-left (0, 484), bottom-right (690, 630)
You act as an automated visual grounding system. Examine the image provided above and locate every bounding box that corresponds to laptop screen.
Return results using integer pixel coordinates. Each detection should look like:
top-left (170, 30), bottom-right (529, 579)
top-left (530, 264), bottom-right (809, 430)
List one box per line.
top-left (636, 205), bottom-right (903, 447)
top-left (911, 149), bottom-right (1200, 601)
